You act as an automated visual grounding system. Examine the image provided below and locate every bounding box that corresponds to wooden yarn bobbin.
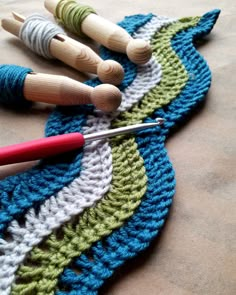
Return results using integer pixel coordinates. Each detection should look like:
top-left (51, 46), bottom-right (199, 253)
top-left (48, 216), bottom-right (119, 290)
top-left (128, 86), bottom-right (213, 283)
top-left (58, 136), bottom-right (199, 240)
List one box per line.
top-left (44, 0), bottom-right (152, 64)
top-left (24, 72), bottom-right (122, 112)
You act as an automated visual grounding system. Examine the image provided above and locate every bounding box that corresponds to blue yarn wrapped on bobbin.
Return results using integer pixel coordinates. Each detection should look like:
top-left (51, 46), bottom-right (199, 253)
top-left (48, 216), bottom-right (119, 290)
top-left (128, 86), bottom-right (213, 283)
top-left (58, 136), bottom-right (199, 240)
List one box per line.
top-left (0, 64), bottom-right (33, 108)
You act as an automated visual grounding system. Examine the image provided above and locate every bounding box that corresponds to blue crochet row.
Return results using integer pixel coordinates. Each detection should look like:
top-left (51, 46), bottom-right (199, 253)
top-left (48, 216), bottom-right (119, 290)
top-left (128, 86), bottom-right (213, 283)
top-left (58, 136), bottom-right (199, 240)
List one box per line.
top-left (0, 14), bottom-right (153, 236)
top-left (57, 9), bottom-right (220, 295)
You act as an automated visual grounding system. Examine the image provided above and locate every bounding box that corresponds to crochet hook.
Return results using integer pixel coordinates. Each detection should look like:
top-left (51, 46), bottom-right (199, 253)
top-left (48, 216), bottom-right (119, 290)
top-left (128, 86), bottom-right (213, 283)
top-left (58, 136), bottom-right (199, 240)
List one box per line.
top-left (44, 0), bottom-right (152, 65)
top-left (1, 12), bottom-right (124, 85)
top-left (0, 119), bottom-right (164, 166)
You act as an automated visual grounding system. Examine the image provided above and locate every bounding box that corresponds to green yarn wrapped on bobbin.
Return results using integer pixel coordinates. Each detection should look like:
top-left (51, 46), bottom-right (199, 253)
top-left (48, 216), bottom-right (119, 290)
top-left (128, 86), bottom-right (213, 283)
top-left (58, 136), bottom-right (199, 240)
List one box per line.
top-left (0, 65), bottom-right (33, 108)
top-left (55, 0), bottom-right (96, 37)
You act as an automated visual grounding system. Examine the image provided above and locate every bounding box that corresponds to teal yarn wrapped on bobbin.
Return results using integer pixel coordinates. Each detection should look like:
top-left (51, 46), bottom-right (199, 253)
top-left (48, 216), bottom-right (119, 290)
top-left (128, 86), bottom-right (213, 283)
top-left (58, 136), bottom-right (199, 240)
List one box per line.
top-left (0, 64), bottom-right (32, 108)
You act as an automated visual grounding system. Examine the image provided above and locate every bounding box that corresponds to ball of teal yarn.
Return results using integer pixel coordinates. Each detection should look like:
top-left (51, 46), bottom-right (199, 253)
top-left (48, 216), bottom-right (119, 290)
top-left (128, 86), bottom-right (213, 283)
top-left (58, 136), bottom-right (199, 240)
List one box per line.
top-left (0, 64), bottom-right (33, 108)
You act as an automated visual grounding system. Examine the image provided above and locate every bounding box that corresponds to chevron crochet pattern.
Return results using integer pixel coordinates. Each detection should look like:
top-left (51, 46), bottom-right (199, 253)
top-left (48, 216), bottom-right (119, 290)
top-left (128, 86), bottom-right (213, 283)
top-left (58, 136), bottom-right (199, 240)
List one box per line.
top-left (0, 9), bottom-right (220, 295)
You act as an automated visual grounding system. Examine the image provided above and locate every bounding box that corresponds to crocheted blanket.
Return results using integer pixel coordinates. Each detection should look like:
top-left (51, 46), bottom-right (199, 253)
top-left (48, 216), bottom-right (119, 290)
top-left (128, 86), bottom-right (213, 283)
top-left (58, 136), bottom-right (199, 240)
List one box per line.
top-left (0, 9), bottom-right (220, 295)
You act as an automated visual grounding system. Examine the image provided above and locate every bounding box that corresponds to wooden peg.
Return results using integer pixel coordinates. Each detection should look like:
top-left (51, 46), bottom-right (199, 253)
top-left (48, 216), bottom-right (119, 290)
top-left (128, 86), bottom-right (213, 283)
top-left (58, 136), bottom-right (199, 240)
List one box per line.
top-left (1, 13), bottom-right (124, 85)
top-left (44, 0), bottom-right (152, 64)
top-left (23, 72), bottom-right (121, 112)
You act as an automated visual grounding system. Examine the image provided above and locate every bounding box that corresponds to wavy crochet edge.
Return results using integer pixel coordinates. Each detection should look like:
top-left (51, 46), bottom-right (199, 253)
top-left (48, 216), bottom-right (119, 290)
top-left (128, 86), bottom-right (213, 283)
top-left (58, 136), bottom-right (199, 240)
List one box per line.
top-left (10, 8), bottom-right (221, 294)
top-left (56, 9), bottom-right (220, 295)
top-left (0, 8), bottom-right (220, 295)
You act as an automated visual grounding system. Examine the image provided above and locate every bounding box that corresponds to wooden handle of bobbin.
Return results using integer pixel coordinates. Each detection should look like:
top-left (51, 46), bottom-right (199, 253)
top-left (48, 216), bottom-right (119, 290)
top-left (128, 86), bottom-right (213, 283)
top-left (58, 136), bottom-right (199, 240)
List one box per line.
top-left (24, 72), bottom-right (122, 112)
top-left (44, 0), bottom-right (152, 64)
top-left (51, 34), bottom-right (124, 85)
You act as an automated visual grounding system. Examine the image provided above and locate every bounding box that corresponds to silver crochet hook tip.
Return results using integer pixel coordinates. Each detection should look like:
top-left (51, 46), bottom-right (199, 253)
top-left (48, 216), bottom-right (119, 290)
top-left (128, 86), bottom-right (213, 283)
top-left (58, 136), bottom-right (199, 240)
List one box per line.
top-left (155, 117), bottom-right (165, 125)
top-left (84, 118), bottom-right (164, 142)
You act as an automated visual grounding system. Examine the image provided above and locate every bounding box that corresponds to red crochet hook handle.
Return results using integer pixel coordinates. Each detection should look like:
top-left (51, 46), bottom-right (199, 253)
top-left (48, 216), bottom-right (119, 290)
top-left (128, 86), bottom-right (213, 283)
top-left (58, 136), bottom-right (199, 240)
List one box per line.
top-left (0, 133), bottom-right (85, 165)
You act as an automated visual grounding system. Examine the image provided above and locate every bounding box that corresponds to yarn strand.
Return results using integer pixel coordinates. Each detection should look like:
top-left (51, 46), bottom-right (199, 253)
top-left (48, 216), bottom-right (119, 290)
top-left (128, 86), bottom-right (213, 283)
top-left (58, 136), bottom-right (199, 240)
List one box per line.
top-left (19, 14), bottom-right (65, 59)
top-left (0, 65), bottom-right (32, 108)
top-left (55, 0), bottom-right (96, 37)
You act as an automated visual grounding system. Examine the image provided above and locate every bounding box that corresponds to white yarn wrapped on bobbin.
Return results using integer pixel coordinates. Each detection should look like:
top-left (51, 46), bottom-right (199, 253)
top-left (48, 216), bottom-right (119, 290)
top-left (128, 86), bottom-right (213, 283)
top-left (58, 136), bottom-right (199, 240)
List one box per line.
top-left (19, 14), bottom-right (65, 59)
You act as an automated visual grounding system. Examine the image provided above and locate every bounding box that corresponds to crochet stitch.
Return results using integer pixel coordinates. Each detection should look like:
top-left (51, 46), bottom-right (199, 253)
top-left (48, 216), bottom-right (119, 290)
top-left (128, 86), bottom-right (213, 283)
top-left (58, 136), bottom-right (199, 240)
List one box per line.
top-left (0, 9), bottom-right (220, 295)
